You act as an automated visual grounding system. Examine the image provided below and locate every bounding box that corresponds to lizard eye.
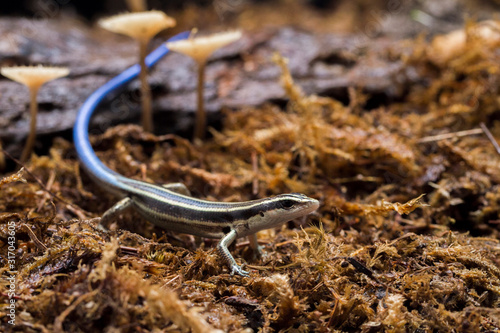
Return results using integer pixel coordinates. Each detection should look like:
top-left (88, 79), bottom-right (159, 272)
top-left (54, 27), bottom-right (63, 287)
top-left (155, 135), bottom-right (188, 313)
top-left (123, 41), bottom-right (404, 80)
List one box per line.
top-left (280, 200), bottom-right (296, 209)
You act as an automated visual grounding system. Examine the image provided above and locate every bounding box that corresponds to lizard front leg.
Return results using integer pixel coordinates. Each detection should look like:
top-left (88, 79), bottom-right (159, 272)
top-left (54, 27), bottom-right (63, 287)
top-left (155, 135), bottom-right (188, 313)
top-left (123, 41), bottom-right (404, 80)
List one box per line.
top-left (217, 229), bottom-right (249, 277)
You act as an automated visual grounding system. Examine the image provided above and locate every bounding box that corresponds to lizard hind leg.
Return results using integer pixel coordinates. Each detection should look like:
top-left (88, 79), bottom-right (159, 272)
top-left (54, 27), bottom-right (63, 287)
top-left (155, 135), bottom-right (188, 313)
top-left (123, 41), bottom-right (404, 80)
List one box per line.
top-left (98, 197), bottom-right (133, 231)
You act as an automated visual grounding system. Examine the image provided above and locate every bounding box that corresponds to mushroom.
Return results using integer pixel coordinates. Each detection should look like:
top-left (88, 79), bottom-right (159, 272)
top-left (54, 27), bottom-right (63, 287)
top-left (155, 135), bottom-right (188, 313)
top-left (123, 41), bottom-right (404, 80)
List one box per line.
top-left (1, 65), bottom-right (69, 163)
top-left (99, 11), bottom-right (176, 132)
top-left (166, 30), bottom-right (242, 141)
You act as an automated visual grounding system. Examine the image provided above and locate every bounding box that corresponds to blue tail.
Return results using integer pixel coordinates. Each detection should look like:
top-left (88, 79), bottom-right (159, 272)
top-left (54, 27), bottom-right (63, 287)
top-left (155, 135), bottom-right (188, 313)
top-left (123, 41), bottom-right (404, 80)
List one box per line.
top-left (73, 31), bottom-right (190, 188)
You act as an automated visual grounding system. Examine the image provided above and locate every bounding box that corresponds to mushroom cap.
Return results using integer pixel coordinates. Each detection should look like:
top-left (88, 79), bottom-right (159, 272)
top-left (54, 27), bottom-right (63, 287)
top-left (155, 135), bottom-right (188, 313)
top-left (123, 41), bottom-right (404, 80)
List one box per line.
top-left (166, 30), bottom-right (242, 63)
top-left (99, 10), bottom-right (176, 42)
top-left (1, 65), bottom-right (69, 89)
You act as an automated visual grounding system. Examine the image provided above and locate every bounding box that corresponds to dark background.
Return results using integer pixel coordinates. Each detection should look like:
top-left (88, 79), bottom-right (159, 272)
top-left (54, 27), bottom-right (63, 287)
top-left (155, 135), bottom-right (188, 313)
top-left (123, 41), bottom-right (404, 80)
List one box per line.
top-left (0, 0), bottom-right (334, 20)
top-left (1, 0), bottom-right (498, 39)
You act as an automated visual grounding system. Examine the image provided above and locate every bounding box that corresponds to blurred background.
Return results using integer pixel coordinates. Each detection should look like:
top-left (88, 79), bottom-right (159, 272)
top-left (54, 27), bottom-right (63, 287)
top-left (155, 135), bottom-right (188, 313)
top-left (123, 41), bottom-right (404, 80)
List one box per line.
top-left (0, 0), bottom-right (499, 38)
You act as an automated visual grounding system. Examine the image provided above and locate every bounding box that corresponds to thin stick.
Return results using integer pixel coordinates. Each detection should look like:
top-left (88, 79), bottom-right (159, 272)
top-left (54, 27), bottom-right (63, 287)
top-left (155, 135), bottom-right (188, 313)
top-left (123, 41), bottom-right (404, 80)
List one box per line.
top-left (326, 293), bottom-right (339, 328)
top-left (21, 224), bottom-right (47, 251)
top-left (417, 128), bottom-right (483, 143)
top-left (193, 61), bottom-right (206, 141)
top-left (20, 86), bottom-right (39, 163)
top-left (139, 40), bottom-right (153, 132)
top-left (480, 122), bottom-right (500, 154)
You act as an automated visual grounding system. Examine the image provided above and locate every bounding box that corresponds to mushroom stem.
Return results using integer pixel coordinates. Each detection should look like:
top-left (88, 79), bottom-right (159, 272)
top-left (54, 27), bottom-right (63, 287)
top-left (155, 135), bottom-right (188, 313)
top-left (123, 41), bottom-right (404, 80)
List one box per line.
top-left (166, 30), bottom-right (242, 141)
top-left (194, 61), bottom-right (206, 141)
top-left (0, 141), bottom-right (5, 171)
top-left (98, 11), bottom-right (176, 133)
top-left (20, 86), bottom-right (40, 163)
top-left (126, 0), bottom-right (147, 12)
top-left (139, 40), bottom-right (153, 132)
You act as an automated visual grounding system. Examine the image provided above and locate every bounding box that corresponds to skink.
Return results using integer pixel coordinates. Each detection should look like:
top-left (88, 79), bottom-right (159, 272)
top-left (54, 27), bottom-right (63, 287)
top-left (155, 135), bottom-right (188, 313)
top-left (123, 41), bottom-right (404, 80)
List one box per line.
top-left (73, 32), bottom-right (319, 276)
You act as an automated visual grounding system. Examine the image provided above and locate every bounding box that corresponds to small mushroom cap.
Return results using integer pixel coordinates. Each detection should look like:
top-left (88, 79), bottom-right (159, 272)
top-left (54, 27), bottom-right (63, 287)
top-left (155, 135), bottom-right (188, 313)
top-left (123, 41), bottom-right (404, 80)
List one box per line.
top-left (99, 10), bottom-right (176, 42)
top-left (1, 65), bottom-right (69, 89)
top-left (166, 30), bottom-right (242, 63)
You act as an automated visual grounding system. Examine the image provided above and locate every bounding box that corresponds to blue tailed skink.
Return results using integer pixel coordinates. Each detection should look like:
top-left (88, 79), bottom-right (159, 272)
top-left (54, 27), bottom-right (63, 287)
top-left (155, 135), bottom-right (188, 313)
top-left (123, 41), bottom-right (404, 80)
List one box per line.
top-left (73, 32), bottom-right (319, 276)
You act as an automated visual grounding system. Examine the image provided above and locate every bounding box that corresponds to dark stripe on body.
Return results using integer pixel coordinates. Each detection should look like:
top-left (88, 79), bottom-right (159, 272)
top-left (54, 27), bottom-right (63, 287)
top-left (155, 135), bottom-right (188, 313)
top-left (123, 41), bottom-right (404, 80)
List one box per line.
top-left (121, 178), bottom-right (277, 219)
top-left (132, 197), bottom-right (232, 238)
